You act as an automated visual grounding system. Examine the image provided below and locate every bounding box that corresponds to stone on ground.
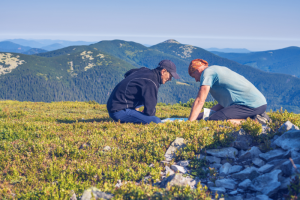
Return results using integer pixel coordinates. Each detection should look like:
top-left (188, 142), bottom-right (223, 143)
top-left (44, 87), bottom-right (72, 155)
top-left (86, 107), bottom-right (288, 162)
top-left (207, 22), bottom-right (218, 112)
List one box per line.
top-left (70, 190), bottom-right (76, 200)
top-left (215, 178), bottom-right (237, 189)
top-left (206, 147), bottom-right (238, 159)
top-left (258, 164), bottom-right (274, 174)
top-left (259, 149), bottom-right (285, 162)
top-left (164, 137), bottom-right (186, 161)
top-left (274, 129), bottom-right (300, 150)
top-left (239, 147), bottom-right (262, 161)
top-left (219, 163), bottom-right (232, 175)
top-left (231, 167), bottom-right (259, 181)
top-left (255, 195), bottom-right (271, 200)
top-left (103, 146), bottom-right (111, 151)
top-left (231, 128), bottom-right (253, 150)
top-left (249, 170), bottom-right (282, 197)
top-left (170, 165), bottom-right (187, 174)
top-left (252, 157), bottom-right (265, 167)
top-left (176, 160), bottom-right (189, 167)
top-left (81, 187), bottom-right (113, 200)
top-left (238, 179), bottom-right (251, 189)
top-left (209, 187), bottom-right (226, 195)
top-left (280, 158), bottom-right (300, 176)
top-left (197, 154), bottom-right (221, 164)
top-left (277, 120), bottom-right (299, 134)
top-left (165, 166), bottom-right (175, 176)
top-left (160, 173), bottom-right (197, 188)
top-left (228, 165), bottom-right (243, 174)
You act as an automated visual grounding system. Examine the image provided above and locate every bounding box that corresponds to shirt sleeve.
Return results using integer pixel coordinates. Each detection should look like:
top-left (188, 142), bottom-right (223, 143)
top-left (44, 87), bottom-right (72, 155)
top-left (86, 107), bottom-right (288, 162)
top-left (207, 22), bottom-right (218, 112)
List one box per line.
top-left (142, 81), bottom-right (158, 116)
top-left (200, 68), bottom-right (218, 87)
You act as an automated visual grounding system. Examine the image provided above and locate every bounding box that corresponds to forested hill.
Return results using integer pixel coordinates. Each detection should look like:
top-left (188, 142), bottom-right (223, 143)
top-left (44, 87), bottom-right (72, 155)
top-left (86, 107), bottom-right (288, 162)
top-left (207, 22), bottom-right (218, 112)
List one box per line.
top-left (1, 39), bottom-right (300, 113)
top-left (0, 49), bottom-right (201, 105)
top-left (211, 46), bottom-right (300, 78)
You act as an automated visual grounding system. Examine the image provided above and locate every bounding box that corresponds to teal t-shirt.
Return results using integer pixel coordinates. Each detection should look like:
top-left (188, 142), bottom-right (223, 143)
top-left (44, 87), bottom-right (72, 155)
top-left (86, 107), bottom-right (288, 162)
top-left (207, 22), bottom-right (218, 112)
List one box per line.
top-left (200, 65), bottom-right (267, 108)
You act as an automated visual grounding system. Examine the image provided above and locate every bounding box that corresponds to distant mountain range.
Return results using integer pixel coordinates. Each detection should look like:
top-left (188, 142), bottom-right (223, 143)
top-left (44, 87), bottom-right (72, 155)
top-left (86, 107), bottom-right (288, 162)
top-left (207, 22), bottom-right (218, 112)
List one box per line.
top-left (0, 41), bottom-right (32, 53)
top-left (0, 39), bottom-right (300, 113)
top-left (206, 48), bottom-right (251, 53)
top-left (5, 39), bottom-right (95, 48)
top-left (212, 46), bottom-right (300, 78)
top-left (0, 39), bottom-right (96, 53)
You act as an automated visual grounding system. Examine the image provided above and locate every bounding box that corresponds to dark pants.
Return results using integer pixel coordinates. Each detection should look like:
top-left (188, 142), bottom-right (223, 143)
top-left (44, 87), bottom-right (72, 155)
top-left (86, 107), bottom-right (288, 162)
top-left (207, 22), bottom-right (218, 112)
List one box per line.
top-left (109, 109), bottom-right (161, 124)
top-left (208, 104), bottom-right (267, 121)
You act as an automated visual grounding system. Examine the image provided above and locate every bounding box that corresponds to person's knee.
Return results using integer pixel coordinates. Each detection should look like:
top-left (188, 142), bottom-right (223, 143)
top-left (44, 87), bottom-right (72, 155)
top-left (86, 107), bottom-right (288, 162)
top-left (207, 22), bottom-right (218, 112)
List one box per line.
top-left (151, 117), bottom-right (161, 124)
top-left (208, 111), bottom-right (228, 121)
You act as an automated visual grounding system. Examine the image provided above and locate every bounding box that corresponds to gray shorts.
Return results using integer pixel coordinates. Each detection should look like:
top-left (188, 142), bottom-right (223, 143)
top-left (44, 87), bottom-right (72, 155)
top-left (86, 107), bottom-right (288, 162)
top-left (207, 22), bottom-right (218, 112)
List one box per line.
top-left (208, 104), bottom-right (267, 120)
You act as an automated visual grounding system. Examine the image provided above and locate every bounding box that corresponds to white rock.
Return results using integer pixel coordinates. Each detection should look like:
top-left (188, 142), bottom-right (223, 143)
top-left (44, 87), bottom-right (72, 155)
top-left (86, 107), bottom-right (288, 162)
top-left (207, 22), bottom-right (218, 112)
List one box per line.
top-left (176, 160), bottom-right (189, 167)
top-left (164, 137), bottom-right (186, 161)
top-left (160, 173), bottom-right (197, 189)
top-left (103, 146), bottom-right (111, 151)
top-left (171, 165), bottom-right (187, 173)
top-left (277, 120), bottom-right (299, 134)
top-left (165, 166), bottom-right (175, 176)
top-left (219, 163), bottom-right (232, 175)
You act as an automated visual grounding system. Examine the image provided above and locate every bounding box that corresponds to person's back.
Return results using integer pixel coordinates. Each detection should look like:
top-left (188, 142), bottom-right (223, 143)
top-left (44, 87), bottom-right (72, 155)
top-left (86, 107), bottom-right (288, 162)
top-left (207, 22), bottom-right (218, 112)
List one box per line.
top-left (107, 60), bottom-right (180, 124)
top-left (107, 67), bottom-right (160, 116)
top-left (201, 65), bottom-right (267, 108)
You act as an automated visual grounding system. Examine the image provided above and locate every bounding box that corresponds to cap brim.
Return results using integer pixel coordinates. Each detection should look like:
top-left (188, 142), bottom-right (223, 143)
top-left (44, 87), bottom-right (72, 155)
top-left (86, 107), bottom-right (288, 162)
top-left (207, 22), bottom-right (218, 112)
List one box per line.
top-left (171, 72), bottom-right (180, 79)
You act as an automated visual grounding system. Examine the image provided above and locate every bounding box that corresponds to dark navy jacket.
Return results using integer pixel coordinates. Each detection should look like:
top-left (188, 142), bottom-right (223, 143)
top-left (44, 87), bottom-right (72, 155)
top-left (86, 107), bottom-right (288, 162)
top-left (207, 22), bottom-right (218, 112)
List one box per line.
top-left (107, 67), bottom-right (162, 116)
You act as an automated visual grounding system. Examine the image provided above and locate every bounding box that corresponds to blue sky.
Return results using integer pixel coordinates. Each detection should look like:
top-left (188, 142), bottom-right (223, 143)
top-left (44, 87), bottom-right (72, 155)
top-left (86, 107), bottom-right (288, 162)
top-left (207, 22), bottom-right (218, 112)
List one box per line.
top-left (1, 0), bottom-right (300, 51)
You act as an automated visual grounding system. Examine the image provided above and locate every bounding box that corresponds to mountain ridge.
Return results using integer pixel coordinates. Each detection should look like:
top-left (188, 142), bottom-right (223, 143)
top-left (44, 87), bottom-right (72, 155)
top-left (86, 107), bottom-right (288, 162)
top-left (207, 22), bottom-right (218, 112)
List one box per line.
top-left (1, 40), bottom-right (300, 113)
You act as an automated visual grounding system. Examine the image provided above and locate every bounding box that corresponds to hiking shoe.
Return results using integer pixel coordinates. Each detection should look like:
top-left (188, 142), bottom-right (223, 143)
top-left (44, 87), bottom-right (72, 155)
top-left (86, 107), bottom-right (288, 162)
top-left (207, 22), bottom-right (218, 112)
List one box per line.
top-left (254, 112), bottom-right (272, 125)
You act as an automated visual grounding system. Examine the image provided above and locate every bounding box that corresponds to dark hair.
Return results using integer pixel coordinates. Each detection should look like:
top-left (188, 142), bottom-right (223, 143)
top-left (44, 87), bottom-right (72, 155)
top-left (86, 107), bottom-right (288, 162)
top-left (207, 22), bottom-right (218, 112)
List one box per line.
top-left (155, 66), bottom-right (165, 72)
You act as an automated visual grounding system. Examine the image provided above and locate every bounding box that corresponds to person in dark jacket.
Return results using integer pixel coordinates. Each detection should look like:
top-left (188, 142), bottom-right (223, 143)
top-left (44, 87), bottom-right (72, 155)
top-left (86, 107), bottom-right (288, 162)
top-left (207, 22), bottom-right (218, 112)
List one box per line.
top-left (107, 60), bottom-right (180, 124)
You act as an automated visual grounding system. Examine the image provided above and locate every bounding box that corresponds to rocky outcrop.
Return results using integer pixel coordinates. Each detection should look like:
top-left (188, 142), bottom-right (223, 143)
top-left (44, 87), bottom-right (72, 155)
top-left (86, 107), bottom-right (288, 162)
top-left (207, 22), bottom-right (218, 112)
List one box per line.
top-left (81, 121), bottom-right (300, 199)
top-left (157, 122), bottom-right (300, 199)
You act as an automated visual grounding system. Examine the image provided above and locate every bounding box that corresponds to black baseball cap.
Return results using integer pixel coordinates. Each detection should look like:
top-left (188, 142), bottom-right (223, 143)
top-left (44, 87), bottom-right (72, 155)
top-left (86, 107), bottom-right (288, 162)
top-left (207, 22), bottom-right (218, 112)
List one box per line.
top-left (157, 60), bottom-right (180, 79)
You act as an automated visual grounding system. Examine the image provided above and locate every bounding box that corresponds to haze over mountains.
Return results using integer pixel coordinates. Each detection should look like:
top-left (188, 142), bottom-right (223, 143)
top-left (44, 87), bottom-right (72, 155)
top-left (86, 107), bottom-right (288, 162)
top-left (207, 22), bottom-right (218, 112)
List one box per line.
top-left (206, 47), bottom-right (251, 53)
top-left (0, 39), bottom-right (300, 113)
top-left (0, 39), bottom-right (96, 54)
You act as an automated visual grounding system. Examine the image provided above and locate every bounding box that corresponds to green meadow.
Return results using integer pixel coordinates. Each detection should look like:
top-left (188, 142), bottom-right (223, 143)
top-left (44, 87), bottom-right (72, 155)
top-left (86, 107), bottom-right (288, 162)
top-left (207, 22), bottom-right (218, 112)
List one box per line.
top-left (0, 100), bottom-right (299, 199)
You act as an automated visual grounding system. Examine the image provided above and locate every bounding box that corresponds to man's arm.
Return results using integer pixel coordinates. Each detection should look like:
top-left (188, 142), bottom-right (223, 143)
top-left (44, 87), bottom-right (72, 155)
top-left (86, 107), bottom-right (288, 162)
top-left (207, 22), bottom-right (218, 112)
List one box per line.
top-left (142, 82), bottom-right (158, 116)
top-left (188, 85), bottom-right (210, 121)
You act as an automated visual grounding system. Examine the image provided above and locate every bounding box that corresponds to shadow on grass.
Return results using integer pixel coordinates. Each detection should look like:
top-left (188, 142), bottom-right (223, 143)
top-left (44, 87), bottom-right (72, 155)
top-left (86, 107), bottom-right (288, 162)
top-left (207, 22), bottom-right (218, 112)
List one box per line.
top-left (56, 117), bottom-right (113, 124)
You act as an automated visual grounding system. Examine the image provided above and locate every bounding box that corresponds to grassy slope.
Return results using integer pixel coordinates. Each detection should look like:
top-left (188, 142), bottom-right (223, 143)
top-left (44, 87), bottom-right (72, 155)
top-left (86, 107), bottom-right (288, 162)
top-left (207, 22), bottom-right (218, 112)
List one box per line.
top-left (1, 100), bottom-right (300, 199)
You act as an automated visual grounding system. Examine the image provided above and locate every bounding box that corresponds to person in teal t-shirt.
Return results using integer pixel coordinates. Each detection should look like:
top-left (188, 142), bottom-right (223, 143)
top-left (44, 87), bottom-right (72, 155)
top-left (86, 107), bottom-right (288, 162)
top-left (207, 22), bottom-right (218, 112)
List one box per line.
top-left (187, 59), bottom-right (269, 124)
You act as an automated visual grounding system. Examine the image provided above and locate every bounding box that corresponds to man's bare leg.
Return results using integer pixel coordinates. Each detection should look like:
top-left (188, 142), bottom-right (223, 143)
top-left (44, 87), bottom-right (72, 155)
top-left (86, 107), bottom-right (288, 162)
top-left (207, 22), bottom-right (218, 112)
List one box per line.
top-left (228, 119), bottom-right (245, 125)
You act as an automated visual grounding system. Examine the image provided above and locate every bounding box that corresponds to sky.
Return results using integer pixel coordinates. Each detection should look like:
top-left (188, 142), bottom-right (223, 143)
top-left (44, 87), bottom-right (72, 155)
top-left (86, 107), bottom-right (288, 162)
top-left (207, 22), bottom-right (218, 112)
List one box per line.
top-left (1, 0), bottom-right (300, 51)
